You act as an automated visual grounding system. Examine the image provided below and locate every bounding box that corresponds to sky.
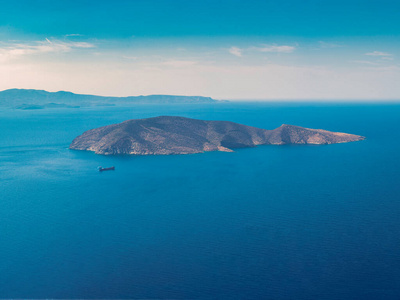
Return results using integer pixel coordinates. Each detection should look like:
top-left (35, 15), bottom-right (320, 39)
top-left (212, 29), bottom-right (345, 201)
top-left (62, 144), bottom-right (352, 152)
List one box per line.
top-left (1, 0), bottom-right (400, 100)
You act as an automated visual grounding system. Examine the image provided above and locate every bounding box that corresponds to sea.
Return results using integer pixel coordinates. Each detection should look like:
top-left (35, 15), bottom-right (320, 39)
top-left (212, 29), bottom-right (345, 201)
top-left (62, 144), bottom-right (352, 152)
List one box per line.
top-left (1, 102), bottom-right (400, 299)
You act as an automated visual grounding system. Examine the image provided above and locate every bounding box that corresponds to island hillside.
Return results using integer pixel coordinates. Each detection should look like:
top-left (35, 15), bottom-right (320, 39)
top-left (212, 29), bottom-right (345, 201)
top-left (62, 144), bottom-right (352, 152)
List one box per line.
top-left (69, 116), bottom-right (365, 155)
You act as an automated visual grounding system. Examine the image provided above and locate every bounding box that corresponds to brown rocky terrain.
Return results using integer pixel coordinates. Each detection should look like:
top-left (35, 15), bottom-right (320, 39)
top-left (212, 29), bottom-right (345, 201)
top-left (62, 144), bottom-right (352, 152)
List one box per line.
top-left (69, 116), bottom-right (365, 155)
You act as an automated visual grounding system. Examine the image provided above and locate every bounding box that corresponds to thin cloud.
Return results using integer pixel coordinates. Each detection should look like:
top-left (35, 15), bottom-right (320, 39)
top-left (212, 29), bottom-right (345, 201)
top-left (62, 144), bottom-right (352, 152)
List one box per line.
top-left (365, 51), bottom-right (393, 57)
top-left (65, 33), bottom-right (84, 37)
top-left (255, 45), bottom-right (296, 53)
top-left (352, 60), bottom-right (380, 66)
top-left (228, 46), bottom-right (242, 57)
top-left (0, 39), bottom-right (95, 60)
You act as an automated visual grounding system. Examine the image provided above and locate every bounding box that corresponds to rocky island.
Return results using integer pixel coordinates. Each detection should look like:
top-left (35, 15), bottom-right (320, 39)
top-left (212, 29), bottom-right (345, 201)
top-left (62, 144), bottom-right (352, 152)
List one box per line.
top-left (69, 116), bottom-right (365, 155)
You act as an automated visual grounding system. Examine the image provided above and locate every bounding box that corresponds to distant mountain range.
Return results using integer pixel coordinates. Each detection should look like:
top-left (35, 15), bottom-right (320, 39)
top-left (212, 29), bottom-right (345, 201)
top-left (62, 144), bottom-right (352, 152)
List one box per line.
top-left (0, 89), bottom-right (222, 108)
top-left (70, 116), bottom-right (365, 155)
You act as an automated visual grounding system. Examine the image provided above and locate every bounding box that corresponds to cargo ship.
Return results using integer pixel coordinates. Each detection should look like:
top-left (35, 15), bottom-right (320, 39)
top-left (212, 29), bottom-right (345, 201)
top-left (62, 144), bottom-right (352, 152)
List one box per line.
top-left (98, 166), bottom-right (115, 172)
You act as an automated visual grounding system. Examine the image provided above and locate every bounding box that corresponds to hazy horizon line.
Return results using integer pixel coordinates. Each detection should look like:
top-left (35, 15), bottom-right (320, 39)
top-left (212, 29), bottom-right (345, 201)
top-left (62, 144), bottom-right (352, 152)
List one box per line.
top-left (2, 87), bottom-right (400, 103)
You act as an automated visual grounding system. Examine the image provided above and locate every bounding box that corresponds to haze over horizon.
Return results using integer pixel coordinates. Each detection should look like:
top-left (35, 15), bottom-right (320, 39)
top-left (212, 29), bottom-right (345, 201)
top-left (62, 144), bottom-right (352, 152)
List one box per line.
top-left (1, 0), bottom-right (400, 100)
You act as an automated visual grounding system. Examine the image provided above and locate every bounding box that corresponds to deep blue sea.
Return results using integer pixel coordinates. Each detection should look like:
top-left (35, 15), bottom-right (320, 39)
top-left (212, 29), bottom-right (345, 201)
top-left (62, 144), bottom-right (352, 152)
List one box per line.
top-left (1, 103), bottom-right (400, 299)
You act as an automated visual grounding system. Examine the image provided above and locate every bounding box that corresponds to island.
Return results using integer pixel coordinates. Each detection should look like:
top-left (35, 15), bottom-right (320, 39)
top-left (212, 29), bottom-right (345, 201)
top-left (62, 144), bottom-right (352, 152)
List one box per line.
top-left (69, 116), bottom-right (365, 155)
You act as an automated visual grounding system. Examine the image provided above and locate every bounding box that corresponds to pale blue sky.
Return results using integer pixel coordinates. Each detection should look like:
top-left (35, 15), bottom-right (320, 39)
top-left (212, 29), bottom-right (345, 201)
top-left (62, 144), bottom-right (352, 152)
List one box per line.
top-left (0, 0), bottom-right (399, 100)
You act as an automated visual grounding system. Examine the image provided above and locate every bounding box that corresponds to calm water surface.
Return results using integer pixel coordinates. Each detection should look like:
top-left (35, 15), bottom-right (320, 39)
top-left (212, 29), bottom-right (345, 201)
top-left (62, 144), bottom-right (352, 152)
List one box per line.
top-left (1, 103), bottom-right (400, 299)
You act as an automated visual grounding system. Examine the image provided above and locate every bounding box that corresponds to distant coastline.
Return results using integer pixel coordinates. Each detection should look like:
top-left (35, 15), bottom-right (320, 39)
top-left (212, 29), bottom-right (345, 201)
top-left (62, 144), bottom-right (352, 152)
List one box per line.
top-left (0, 88), bottom-right (225, 109)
